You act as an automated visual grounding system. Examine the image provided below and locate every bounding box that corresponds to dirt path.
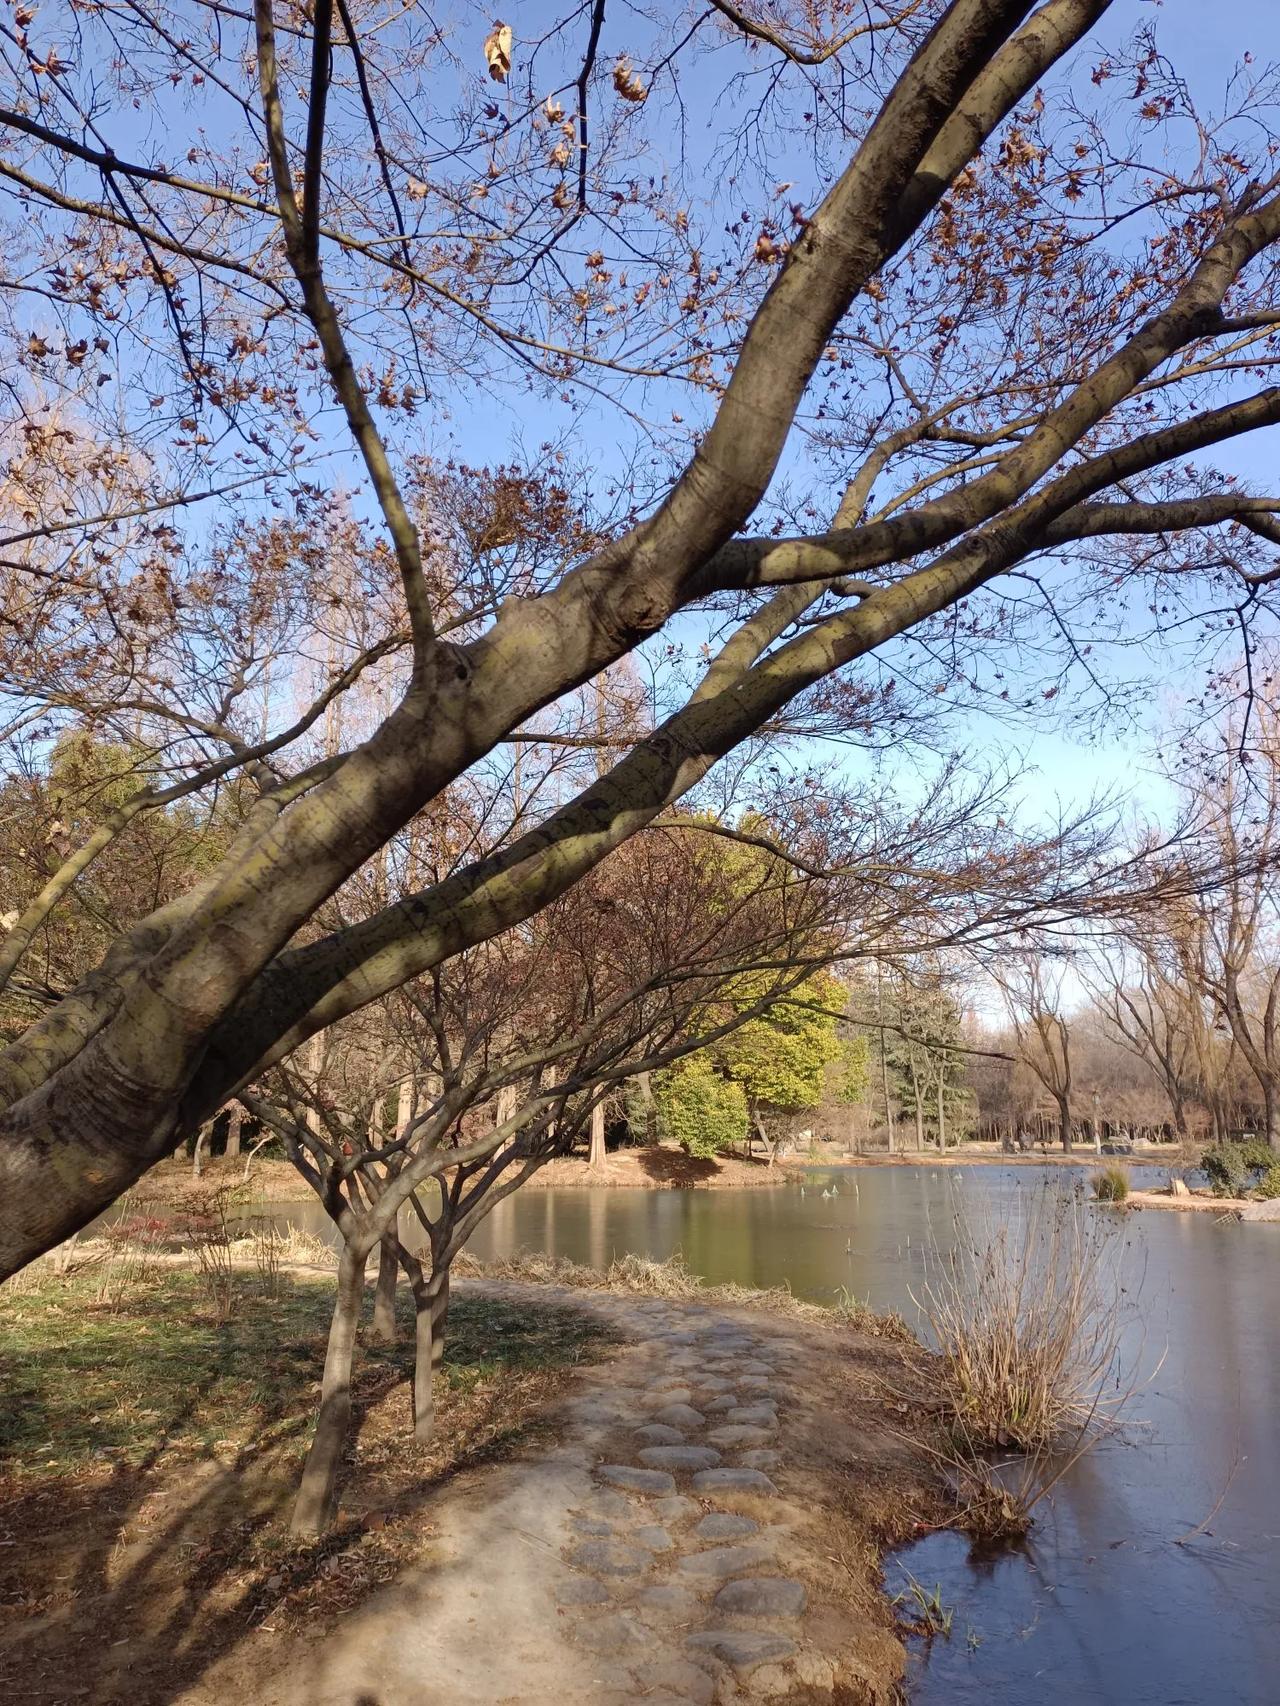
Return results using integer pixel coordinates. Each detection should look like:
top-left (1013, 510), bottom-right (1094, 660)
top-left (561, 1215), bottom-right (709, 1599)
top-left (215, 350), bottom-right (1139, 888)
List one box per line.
top-left (185, 1282), bottom-right (911, 1706)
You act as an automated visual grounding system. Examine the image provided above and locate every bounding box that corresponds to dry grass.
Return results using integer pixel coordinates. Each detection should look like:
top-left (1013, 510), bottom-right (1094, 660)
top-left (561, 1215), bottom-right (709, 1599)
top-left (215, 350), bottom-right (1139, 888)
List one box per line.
top-left (2, 1237), bottom-right (104, 1296)
top-left (455, 1247), bottom-right (914, 1339)
top-left (228, 1222), bottom-right (335, 1268)
top-left (915, 1184), bottom-right (1136, 1450)
top-left (1091, 1162), bottom-right (1130, 1203)
top-left (832, 1285), bottom-right (915, 1343)
top-left (129, 1156), bottom-right (306, 1204)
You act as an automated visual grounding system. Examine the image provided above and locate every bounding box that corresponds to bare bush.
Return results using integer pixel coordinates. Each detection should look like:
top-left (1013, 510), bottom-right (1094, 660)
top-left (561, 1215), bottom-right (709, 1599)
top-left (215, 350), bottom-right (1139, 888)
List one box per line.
top-left (93, 1203), bottom-right (168, 1308)
top-left (248, 1219), bottom-right (286, 1298)
top-left (184, 1190), bottom-right (239, 1321)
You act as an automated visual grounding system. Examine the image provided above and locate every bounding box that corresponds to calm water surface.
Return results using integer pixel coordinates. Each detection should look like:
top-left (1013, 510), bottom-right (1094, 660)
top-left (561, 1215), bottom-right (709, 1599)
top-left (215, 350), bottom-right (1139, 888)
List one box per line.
top-left (266, 1165), bottom-right (1280, 1705)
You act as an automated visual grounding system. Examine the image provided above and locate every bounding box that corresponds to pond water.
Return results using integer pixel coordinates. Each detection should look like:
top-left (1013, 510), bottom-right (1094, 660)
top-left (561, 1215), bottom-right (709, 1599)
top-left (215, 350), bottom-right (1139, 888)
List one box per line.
top-left (254, 1165), bottom-right (1279, 1705)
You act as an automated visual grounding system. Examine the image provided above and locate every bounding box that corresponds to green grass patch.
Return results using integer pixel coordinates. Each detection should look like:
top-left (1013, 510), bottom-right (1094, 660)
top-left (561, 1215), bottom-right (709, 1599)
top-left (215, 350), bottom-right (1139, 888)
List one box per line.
top-left (0, 1267), bottom-right (612, 1479)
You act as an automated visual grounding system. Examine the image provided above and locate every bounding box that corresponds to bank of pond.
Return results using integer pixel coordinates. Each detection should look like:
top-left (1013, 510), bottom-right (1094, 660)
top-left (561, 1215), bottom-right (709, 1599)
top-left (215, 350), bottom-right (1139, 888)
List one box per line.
top-left (84, 1162), bottom-right (1280, 1703)
top-left (284, 1161), bottom-right (1275, 1706)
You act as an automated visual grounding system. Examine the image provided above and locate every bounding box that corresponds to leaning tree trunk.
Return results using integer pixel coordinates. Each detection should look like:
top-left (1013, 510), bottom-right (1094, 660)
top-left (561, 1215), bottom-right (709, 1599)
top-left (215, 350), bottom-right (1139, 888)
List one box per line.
top-left (369, 1230), bottom-right (400, 1345)
top-left (191, 1121), bottom-right (210, 1179)
top-left (291, 1244), bottom-right (366, 1535)
top-left (410, 1263), bottom-right (452, 1443)
top-left (752, 1108), bottom-right (774, 1167)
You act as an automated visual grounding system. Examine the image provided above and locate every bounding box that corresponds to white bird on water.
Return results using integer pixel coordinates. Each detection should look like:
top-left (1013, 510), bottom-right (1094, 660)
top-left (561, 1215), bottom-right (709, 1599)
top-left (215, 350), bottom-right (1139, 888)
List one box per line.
top-left (821, 1188), bottom-right (833, 1199)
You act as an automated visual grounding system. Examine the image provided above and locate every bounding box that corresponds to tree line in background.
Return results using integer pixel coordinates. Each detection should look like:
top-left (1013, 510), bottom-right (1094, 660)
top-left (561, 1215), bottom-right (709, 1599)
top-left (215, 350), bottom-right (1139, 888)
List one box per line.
top-left (637, 704), bottom-right (1280, 1161)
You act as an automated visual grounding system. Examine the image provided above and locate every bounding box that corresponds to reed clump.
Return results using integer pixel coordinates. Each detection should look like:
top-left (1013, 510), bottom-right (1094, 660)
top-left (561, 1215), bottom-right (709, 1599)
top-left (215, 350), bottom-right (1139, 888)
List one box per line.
top-left (1091, 1163), bottom-right (1130, 1203)
top-left (915, 1185), bottom-right (1133, 1450)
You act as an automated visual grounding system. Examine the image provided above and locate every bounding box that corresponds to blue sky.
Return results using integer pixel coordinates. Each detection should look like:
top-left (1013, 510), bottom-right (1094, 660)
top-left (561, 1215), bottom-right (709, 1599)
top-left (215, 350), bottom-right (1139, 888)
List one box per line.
top-left (18, 0), bottom-right (1262, 844)
top-left (422, 1), bottom-right (1280, 841)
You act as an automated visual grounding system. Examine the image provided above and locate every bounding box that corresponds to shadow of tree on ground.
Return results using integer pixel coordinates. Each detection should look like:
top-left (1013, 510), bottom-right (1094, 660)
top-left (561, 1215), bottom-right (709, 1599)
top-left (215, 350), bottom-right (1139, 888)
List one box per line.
top-left (633, 1146), bottom-right (772, 1186)
top-left (0, 1272), bottom-right (609, 1705)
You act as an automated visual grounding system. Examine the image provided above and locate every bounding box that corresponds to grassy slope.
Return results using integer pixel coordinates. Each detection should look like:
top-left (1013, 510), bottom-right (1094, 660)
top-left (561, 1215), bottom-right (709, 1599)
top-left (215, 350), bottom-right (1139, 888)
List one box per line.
top-left (0, 1265), bottom-right (614, 1704)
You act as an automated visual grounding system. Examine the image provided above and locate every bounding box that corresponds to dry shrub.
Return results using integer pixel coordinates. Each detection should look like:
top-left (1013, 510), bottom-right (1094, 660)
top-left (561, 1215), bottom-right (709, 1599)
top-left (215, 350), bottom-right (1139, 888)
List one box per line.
top-left (93, 1202), bottom-right (169, 1307)
top-left (180, 1187), bottom-right (239, 1320)
top-left (916, 1184), bottom-right (1135, 1450)
top-left (248, 1219), bottom-right (286, 1297)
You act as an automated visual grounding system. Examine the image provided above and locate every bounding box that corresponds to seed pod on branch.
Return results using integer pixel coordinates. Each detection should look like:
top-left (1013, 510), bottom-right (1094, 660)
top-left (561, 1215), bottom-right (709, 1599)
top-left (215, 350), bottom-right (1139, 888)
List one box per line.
top-left (612, 60), bottom-right (647, 104)
top-left (483, 21), bottom-right (512, 83)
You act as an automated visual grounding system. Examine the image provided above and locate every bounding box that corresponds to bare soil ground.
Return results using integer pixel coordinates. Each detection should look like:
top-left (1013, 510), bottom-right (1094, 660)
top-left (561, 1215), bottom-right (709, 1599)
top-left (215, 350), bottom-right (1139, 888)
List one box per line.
top-left (1127, 1186), bottom-right (1250, 1215)
top-left (828, 1146), bottom-right (1174, 1168)
top-left (524, 1148), bottom-right (795, 1190)
top-left (132, 1148), bottom-right (794, 1206)
top-left (130, 1156), bottom-right (320, 1204)
top-left (0, 1269), bottom-right (616, 1706)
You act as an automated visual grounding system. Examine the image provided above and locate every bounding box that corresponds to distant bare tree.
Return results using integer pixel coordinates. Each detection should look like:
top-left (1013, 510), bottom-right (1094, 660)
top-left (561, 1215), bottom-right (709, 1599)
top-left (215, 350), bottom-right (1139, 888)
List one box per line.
top-left (995, 955), bottom-right (1075, 1152)
top-left (1085, 945), bottom-right (1199, 1139)
top-left (1167, 707), bottom-right (1280, 1149)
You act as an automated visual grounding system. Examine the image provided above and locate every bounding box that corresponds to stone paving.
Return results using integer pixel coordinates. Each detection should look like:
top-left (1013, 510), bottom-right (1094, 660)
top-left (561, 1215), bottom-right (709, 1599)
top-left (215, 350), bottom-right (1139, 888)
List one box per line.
top-left (544, 1289), bottom-right (846, 1703)
top-left (217, 1281), bottom-right (880, 1706)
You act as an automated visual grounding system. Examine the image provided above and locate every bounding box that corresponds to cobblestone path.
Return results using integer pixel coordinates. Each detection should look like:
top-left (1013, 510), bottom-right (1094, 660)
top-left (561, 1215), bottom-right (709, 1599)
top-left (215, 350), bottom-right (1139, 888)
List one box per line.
top-left (212, 1280), bottom-right (903, 1706)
